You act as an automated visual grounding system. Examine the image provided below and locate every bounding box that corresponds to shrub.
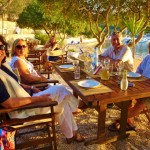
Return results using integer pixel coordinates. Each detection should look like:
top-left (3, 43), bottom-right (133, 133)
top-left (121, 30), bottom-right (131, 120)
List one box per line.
top-left (34, 32), bottom-right (49, 45)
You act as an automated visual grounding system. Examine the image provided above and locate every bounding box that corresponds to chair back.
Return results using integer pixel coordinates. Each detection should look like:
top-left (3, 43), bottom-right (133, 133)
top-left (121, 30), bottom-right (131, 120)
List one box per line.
top-left (47, 49), bottom-right (67, 63)
top-left (46, 50), bottom-right (64, 56)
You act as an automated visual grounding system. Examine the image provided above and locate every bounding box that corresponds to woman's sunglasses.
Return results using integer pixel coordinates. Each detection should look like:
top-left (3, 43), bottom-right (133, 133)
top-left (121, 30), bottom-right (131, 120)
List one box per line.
top-left (0, 45), bottom-right (6, 50)
top-left (16, 45), bottom-right (27, 49)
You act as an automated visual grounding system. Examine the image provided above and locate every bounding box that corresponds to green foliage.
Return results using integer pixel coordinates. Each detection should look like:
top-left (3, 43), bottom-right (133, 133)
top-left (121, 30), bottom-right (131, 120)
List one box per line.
top-left (17, 1), bottom-right (45, 30)
top-left (123, 15), bottom-right (146, 37)
top-left (145, 26), bottom-right (150, 34)
top-left (6, 0), bottom-right (32, 21)
top-left (34, 31), bottom-right (49, 45)
top-left (16, 0), bottom-right (89, 38)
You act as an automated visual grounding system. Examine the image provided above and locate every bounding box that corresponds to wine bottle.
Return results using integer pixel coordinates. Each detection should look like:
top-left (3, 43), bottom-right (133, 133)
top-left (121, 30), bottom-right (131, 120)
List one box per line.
top-left (120, 70), bottom-right (128, 90)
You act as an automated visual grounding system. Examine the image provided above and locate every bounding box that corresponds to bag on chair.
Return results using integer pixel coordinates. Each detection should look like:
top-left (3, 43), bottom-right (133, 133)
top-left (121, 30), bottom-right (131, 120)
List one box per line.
top-left (0, 126), bottom-right (16, 150)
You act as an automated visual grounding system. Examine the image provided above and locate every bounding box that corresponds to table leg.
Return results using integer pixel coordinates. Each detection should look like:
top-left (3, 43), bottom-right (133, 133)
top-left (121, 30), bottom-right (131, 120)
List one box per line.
top-left (84, 104), bottom-right (107, 146)
top-left (119, 100), bottom-right (131, 134)
top-left (84, 101), bottom-right (135, 146)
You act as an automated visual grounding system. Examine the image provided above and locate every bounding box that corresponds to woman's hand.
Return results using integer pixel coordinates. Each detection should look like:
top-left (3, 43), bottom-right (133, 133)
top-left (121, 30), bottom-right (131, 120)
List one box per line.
top-left (32, 87), bottom-right (41, 93)
top-left (40, 94), bottom-right (52, 102)
top-left (40, 76), bottom-right (48, 82)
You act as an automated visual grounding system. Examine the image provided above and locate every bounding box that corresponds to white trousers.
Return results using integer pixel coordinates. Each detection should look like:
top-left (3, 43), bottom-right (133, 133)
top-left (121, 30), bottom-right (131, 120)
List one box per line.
top-left (9, 85), bottom-right (78, 138)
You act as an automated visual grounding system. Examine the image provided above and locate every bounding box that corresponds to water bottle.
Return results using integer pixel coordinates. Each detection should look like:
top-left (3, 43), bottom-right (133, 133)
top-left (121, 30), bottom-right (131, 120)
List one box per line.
top-left (120, 70), bottom-right (128, 90)
top-left (92, 47), bottom-right (98, 69)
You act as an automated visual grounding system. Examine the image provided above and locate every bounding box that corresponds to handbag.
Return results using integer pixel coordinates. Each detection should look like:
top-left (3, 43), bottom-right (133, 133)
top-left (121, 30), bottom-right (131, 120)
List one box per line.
top-left (0, 126), bottom-right (16, 150)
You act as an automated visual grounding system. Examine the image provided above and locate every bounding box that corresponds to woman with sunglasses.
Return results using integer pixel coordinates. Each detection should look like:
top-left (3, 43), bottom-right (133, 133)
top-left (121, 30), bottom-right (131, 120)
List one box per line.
top-left (10, 38), bottom-right (48, 84)
top-left (0, 35), bottom-right (85, 143)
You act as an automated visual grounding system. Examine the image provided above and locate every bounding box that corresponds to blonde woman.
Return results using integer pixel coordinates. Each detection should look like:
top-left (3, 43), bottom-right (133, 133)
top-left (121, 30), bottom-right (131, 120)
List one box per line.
top-left (10, 38), bottom-right (48, 84)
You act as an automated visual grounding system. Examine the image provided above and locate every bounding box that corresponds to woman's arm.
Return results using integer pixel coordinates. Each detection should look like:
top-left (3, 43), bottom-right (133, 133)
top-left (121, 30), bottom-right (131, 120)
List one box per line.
top-left (1, 94), bottom-right (51, 108)
top-left (51, 43), bottom-right (58, 51)
top-left (14, 59), bottom-right (46, 83)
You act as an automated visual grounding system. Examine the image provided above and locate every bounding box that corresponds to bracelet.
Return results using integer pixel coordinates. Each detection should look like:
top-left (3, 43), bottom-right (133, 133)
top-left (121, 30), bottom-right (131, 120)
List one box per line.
top-left (31, 86), bottom-right (35, 90)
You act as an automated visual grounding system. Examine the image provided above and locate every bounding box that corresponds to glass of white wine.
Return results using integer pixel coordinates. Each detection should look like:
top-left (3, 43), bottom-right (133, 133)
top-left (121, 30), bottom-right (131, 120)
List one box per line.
top-left (84, 54), bottom-right (92, 79)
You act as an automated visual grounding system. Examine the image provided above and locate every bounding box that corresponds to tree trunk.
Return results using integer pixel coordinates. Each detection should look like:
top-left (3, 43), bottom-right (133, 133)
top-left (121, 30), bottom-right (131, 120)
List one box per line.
top-left (132, 37), bottom-right (136, 58)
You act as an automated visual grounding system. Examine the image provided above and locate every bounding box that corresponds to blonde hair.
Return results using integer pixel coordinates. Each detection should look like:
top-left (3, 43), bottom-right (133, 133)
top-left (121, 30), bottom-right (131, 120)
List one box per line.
top-left (11, 38), bottom-right (28, 57)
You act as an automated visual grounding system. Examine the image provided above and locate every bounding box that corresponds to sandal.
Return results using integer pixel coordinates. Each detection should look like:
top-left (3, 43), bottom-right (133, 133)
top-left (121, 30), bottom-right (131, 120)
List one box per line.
top-left (126, 122), bottom-right (136, 131)
top-left (73, 108), bottom-right (83, 115)
top-left (108, 120), bottom-right (120, 132)
top-left (66, 133), bottom-right (85, 144)
top-left (108, 120), bottom-right (136, 132)
top-left (74, 133), bottom-right (85, 142)
top-left (66, 137), bottom-right (74, 144)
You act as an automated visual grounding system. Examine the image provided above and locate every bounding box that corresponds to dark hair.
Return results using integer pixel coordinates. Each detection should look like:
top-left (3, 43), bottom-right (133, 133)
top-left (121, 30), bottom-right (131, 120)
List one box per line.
top-left (0, 35), bottom-right (9, 63)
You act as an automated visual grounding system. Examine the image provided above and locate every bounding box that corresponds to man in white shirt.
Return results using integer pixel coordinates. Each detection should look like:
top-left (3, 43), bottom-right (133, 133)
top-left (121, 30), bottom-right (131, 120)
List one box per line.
top-left (99, 32), bottom-right (134, 71)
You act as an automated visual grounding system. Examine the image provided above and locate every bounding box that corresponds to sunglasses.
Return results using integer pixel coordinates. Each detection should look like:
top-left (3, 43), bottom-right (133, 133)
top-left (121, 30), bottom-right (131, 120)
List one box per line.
top-left (0, 45), bottom-right (6, 50)
top-left (16, 45), bottom-right (27, 49)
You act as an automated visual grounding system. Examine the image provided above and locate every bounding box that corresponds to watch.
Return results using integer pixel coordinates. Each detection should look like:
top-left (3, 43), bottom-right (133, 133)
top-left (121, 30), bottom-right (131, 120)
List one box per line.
top-left (31, 86), bottom-right (35, 90)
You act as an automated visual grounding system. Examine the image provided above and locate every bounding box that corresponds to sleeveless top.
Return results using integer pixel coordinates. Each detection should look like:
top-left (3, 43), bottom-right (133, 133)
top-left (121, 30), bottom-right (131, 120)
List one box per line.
top-left (10, 56), bottom-right (40, 77)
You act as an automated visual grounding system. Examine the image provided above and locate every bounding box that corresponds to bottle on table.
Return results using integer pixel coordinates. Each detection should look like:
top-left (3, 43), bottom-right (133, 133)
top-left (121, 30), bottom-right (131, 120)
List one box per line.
top-left (120, 70), bottom-right (128, 90)
top-left (92, 47), bottom-right (98, 70)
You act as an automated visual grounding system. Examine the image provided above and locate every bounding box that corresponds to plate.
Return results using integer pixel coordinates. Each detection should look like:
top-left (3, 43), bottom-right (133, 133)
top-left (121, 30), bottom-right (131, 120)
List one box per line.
top-left (59, 64), bottom-right (74, 69)
top-left (78, 80), bottom-right (100, 88)
top-left (127, 72), bottom-right (141, 78)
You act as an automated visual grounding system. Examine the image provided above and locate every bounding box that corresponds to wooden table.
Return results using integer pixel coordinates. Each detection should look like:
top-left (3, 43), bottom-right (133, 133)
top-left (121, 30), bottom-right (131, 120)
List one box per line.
top-left (53, 63), bottom-right (150, 146)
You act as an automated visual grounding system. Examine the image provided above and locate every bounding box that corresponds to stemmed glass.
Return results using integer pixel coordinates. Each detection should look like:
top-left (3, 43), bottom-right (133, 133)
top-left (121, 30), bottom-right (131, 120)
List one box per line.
top-left (84, 53), bottom-right (92, 79)
top-left (115, 61), bottom-right (124, 76)
top-left (73, 60), bottom-right (79, 67)
top-left (104, 59), bottom-right (110, 68)
top-left (84, 61), bottom-right (92, 79)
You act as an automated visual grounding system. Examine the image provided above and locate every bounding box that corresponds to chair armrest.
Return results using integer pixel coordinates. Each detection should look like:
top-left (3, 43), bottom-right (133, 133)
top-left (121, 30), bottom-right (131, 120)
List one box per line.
top-left (0, 101), bottom-right (58, 114)
top-left (32, 80), bottom-right (59, 87)
top-left (35, 80), bottom-right (59, 84)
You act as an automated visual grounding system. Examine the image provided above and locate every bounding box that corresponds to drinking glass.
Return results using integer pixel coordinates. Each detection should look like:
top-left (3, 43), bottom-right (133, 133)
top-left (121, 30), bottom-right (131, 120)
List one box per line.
top-left (115, 61), bottom-right (124, 76)
top-left (84, 61), bottom-right (92, 79)
top-left (109, 64), bottom-right (114, 76)
top-left (104, 59), bottom-right (110, 68)
top-left (100, 66), bottom-right (110, 80)
top-left (73, 60), bottom-right (79, 67)
top-left (74, 66), bottom-right (80, 79)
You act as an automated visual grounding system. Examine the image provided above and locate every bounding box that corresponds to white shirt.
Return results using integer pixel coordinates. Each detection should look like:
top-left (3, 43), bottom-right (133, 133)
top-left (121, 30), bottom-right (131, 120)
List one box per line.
top-left (100, 45), bottom-right (134, 71)
top-left (136, 55), bottom-right (150, 78)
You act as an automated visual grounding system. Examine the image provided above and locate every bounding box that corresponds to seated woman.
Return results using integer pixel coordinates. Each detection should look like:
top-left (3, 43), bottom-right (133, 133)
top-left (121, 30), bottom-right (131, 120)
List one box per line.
top-left (42, 36), bottom-right (60, 62)
top-left (10, 38), bottom-right (52, 84)
top-left (0, 35), bottom-right (84, 143)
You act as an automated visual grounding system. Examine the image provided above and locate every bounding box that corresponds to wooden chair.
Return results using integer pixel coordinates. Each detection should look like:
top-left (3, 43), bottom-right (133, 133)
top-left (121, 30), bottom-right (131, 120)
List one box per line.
top-left (26, 50), bottom-right (41, 71)
top-left (0, 101), bottom-right (58, 150)
top-left (26, 50), bottom-right (53, 79)
top-left (47, 49), bottom-right (68, 64)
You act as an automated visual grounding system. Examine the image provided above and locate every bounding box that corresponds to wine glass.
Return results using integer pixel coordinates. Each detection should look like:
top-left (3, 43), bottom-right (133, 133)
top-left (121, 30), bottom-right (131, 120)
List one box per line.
top-left (104, 59), bottom-right (110, 68)
top-left (73, 60), bottom-right (79, 67)
top-left (84, 53), bottom-right (92, 79)
top-left (109, 64), bottom-right (114, 76)
top-left (84, 61), bottom-right (92, 79)
top-left (115, 61), bottom-right (124, 76)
